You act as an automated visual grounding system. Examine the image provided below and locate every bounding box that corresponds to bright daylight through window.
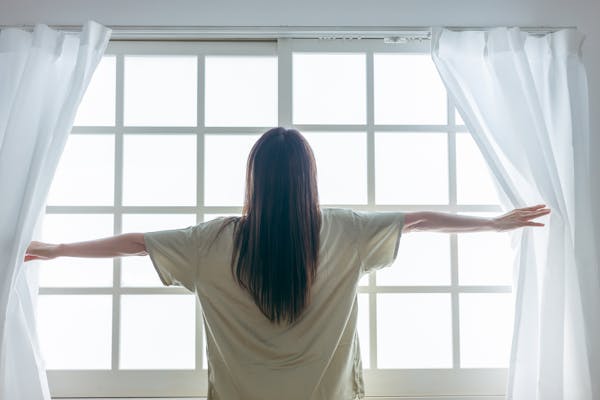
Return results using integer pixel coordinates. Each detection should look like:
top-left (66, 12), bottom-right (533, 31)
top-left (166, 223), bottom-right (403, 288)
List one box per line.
top-left (38, 38), bottom-right (514, 398)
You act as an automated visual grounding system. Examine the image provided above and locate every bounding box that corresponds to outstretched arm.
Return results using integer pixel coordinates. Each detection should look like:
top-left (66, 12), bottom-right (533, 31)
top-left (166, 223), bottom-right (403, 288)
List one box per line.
top-left (402, 204), bottom-right (550, 234)
top-left (24, 232), bottom-right (147, 262)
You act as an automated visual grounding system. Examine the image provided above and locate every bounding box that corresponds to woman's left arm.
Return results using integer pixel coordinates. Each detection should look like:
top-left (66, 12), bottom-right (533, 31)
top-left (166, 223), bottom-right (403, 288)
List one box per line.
top-left (402, 204), bottom-right (551, 234)
top-left (25, 233), bottom-right (147, 262)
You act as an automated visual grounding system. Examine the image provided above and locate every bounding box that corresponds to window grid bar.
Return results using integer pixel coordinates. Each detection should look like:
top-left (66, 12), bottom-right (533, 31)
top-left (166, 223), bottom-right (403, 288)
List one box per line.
top-left (195, 54), bottom-right (206, 372)
top-left (447, 96), bottom-right (461, 370)
top-left (106, 41), bottom-right (277, 56)
top-left (71, 124), bottom-right (470, 134)
top-left (365, 49), bottom-right (378, 369)
top-left (299, 125), bottom-right (468, 133)
top-left (451, 232), bottom-right (461, 369)
top-left (276, 38), bottom-right (293, 127)
top-left (360, 285), bottom-right (513, 293)
top-left (111, 53), bottom-right (125, 371)
top-left (366, 50), bottom-right (376, 208)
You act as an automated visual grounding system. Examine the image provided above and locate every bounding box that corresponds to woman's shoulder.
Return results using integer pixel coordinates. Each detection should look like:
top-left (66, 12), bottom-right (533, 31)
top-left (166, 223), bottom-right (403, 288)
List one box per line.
top-left (321, 207), bottom-right (358, 217)
top-left (321, 207), bottom-right (345, 217)
top-left (320, 207), bottom-right (358, 227)
top-left (192, 216), bottom-right (239, 240)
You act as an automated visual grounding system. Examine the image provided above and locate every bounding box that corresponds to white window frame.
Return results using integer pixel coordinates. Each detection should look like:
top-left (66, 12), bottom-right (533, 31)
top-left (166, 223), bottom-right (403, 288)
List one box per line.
top-left (41, 37), bottom-right (510, 398)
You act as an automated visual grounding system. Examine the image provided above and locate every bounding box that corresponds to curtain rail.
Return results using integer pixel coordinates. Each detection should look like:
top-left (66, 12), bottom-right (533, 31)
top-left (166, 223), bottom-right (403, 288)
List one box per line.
top-left (0, 24), bottom-right (576, 41)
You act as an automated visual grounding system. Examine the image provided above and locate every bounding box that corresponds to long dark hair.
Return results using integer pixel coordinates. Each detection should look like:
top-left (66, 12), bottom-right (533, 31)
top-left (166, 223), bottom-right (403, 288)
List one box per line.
top-left (221, 127), bottom-right (321, 324)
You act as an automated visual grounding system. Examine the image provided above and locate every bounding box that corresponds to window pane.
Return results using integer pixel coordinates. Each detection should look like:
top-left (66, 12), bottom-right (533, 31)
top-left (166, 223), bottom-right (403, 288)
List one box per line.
top-left (124, 56), bottom-right (197, 126)
top-left (37, 295), bottom-right (112, 369)
top-left (46, 134), bottom-right (114, 206)
top-left (39, 214), bottom-right (113, 287)
top-left (121, 214), bottom-right (197, 287)
top-left (456, 133), bottom-right (501, 205)
top-left (358, 293), bottom-right (370, 368)
top-left (375, 133), bottom-right (448, 204)
top-left (293, 53), bottom-right (366, 124)
top-left (74, 56), bottom-right (116, 126)
top-left (123, 134), bottom-right (196, 206)
top-left (460, 293), bottom-right (514, 368)
top-left (302, 132), bottom-right (367, 205)
top-left (204, 134), bottom-right (259, 206)
top-left (377, 293), bottom-right (452, 368)
top-left (205, 56), bottom-right (277, 127)
top-left (458, 212), bottom-right (513, 286)
top-left (120, 294), bottom-right (196, 369)
top-left (359, 273), bottom-right (369, 286)
top-left (374, 54), bottom-right (447, 125)
top-left (377, 233), bottom-right (450, 286)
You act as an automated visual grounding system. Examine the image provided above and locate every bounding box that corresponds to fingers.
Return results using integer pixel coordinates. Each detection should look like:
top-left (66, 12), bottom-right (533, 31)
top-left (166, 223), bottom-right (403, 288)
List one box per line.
top-left (524, 221), bottom-right (544, 227)
top-left (519, 204), bottom-right (547, 211)
top-left (522, 209), bottom-right (551, 219)
top-left (514, 206), bottom-right (551, 219)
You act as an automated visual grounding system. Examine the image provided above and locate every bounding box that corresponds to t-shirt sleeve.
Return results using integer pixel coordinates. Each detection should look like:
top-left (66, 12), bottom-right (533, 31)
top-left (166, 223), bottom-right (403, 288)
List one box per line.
top-left (143, 224), bottom-right (202, 292)
top-left (353, 210), bottom-right (405, 274)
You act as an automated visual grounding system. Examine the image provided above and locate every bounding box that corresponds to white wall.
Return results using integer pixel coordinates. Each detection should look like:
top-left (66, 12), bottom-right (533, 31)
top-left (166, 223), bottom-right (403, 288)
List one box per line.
top-left (1, 0), bottom-right (599, 237)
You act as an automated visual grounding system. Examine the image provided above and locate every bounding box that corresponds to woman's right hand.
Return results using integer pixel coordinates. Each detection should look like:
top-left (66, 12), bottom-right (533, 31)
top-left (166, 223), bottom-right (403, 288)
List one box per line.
top-left (24, 241), bottom-right (60, 262)
top-left (492, 204), bottom-right (551, 231)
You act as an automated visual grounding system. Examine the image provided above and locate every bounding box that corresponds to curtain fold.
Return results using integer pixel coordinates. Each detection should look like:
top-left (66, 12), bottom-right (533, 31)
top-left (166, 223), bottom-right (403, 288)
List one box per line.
top-left (432, 27), bottom-right (600, 400)
top-left (0, 21), bottom-right (111, 399)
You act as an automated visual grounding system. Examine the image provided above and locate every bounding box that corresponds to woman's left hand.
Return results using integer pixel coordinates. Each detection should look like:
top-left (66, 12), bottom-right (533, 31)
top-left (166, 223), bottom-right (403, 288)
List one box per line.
top-left (24, 241), bottom-right (59, 262)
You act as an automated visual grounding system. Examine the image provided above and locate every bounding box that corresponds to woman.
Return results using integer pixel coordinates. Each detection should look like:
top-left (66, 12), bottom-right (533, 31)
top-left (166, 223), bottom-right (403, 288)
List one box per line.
top-left (25, 127), bottom-right (550, 400)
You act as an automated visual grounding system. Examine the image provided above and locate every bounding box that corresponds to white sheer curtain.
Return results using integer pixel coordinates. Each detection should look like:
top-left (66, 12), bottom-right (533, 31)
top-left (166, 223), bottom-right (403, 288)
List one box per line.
top-left (432, 27), bottom-right (600, 400)
top-left (0, 21), bottom-right (111, 399)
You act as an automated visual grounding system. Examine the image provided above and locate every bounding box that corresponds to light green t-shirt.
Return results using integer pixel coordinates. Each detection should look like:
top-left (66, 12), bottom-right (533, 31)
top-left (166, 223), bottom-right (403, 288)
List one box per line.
top-left (143, 207), bottom-right (405, 400)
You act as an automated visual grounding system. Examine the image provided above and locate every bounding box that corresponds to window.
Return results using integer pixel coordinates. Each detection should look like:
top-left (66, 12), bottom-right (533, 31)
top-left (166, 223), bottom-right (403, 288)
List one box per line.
top-left (39, 38), bottom-right (513, 398)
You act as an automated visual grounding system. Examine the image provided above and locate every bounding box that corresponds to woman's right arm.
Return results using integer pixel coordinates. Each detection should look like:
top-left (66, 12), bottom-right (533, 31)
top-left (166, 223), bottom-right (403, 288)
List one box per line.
top-left (24, 233), bottom-right (147, 262)
top-left (402, 204), bottom-right (551, 234)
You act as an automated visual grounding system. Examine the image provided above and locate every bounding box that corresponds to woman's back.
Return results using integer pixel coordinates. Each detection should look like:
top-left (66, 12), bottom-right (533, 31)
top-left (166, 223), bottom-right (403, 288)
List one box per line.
top-left (144, 207), bottom-right (405, 400)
